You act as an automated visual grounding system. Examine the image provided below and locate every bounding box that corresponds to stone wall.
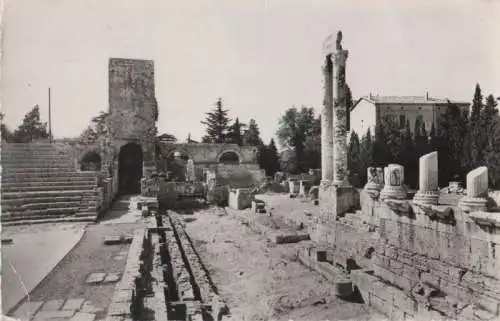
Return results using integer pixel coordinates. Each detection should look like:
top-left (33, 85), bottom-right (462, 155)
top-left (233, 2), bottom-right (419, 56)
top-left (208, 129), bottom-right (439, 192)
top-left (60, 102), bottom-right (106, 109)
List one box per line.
top-left (310, 187), bottom-right (500, 321)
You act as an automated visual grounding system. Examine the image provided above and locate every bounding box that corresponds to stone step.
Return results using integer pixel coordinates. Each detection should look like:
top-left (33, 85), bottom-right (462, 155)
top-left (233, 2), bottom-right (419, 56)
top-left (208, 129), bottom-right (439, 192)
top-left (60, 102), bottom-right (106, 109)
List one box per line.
top-left (1, 175), bottom-right (97, 183)
top-left (1, 215), bottom-right (97, 226)
top-left (2, 184), bottom-right (97, 193)
top-left (1, 208), bottom-right (97, 221)
top-left (2, 171), bottom-right (97, 179)
top-left (12, 200), bottom-right (97, 211)
top-left (2, 179), bottom-right (97, 188)
top-left (1, 195), bottom-right (84, 206)
top-left (1, 189), bottom-right (98, 200)
top-left (4, 167), bottom-right (77, 173)
top-left (2, 206), bottom-right (82, 217)
top-left (1, 161), bottom-right (75, 168)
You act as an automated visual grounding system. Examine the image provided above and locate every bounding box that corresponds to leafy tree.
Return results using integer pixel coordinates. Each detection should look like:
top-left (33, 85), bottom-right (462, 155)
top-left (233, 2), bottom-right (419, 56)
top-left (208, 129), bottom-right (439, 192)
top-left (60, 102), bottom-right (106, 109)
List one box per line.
top-left (276, 106), bottom-right (316, 172)
top-left (303, 115), bottom-right (321, 170)
top-left (79, 126), bottom-right (98, 143)
top-left (157, 133), bottom-right (178, 142)
top-left (200, 98), bottom-right (231, 143)
top-left (243, 119), bottom-right (263, 146)
top-left (91, 111), bottom-right (110, 137)
top-left (12, 105), bottom-right (50, 143)
top-left (347, 131), bottom-right (361, 187)
top-left (227, 117), bottom-right (246, 145)
top-left (279, 149), bottom-right (299, 174)
top-left (1, 112), bottom-right (13, 142)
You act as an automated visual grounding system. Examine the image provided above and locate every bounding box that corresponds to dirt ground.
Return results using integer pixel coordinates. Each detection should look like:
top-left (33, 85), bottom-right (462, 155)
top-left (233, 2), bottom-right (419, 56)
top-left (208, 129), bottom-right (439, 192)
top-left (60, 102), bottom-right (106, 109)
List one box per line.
top-left (183, 197), bottom-right (383, 321)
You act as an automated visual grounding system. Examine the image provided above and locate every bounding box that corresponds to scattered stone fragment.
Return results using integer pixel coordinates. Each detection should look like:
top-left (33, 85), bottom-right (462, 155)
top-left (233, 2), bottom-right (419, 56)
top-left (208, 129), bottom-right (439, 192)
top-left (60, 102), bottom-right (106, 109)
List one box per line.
top-left (61, 298), bottom-right (85, 311)
top-left (103, 273), bottom-right (122, 284)
top-left (70, 312), bottom-right (97, 321)
top-left (33, 310), bottom-right (76, 321)
top-left (40, 299), bottom-right (65, 311)
top-left (86, 272), bottom-right (106, 285)
top-left (103, 235), bottom-right (133, 245)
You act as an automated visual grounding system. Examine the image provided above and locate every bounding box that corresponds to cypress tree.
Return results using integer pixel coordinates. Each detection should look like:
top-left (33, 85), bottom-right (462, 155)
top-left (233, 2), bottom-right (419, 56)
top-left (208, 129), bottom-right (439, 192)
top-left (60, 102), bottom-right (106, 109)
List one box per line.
top-left (359, 128), bottom-right (374, 185)
top-left (468, 84), bottom-right (485, 168)
top-left (348, 131), bottom-right (361, 187)
top-left (483, 95), bottom-right (500, 187)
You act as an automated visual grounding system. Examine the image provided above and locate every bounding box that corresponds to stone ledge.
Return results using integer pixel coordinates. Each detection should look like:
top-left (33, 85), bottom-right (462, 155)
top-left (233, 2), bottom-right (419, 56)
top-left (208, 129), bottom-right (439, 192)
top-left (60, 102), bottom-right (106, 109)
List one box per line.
top-left (469, 211), bottom-right (500, 228)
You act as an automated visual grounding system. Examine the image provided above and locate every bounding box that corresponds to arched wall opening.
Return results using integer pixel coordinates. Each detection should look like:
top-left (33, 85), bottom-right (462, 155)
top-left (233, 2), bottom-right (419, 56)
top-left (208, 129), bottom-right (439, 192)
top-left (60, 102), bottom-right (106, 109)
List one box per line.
top-left (218, 151), bottom-right (240, 164)
top-left (118, 143), bottom-right (143, 194)
top-left (80, 151), bottom-right (102, 171)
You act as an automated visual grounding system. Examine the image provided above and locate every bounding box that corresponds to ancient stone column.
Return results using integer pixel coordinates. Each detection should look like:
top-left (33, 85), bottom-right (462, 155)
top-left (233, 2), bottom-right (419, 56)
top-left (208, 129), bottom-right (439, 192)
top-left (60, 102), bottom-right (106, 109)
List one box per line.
top-left (413, 151), bottom-right (439, 205)
top-left (331, 46), bottom-right (350, 186)
top-left (380, 164), bottom-right (407, 200)
top-left (321, 56), bottom-right (334, 182)
top-left (459, 166), bottom-right (489, 212)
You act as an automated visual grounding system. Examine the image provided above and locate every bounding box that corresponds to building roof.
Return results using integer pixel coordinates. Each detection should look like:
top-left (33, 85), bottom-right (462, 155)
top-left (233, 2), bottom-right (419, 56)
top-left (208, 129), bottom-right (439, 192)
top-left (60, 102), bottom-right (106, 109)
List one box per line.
top-left (352, 95), bottom-right (470, 111)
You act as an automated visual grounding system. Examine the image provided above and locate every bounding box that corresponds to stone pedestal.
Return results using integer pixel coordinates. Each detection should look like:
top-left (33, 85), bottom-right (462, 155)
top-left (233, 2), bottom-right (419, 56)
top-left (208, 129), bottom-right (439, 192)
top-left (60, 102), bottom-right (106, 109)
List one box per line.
top-left (288, 180), bottom-right (300, 195)
top-left (380, 164), bottom-right (407, 200)
top-left (363, 167), bottom-right (384, 198)
top-left (459, 166), bottom-right (489, 212)
top-left (186, 159), bottom-right (196, 182)
top-left (413, 151), bottom-right (439, 205)
top-left (319, 181), bottom-right (359, 223)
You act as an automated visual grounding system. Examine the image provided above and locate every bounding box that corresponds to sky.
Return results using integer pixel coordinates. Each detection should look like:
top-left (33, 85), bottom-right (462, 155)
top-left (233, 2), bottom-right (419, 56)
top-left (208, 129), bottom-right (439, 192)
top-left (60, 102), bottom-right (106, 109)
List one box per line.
top-left (1, 0), bottom-right (499, 144)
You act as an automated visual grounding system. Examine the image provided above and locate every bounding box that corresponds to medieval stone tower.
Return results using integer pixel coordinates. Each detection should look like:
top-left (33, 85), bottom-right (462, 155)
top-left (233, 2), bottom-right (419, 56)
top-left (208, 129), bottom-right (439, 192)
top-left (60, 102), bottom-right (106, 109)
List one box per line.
top-left (108, 58), bottom-right (158, 194)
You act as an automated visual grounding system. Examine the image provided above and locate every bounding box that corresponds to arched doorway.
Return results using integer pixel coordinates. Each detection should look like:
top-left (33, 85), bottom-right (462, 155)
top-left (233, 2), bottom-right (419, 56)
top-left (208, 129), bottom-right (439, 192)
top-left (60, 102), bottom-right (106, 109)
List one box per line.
top-left (119, 143), bottom-right (143, 194)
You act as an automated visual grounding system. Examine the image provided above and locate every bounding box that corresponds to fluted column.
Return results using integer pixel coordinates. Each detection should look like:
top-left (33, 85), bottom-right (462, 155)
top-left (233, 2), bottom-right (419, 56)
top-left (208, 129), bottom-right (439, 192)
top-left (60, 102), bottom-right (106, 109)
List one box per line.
top-left (413, 151), bottom-right (439, 205)
top-left (321, 56), bottom-right (334, 182)
top-left (331, 50), bottom-right (350, 186)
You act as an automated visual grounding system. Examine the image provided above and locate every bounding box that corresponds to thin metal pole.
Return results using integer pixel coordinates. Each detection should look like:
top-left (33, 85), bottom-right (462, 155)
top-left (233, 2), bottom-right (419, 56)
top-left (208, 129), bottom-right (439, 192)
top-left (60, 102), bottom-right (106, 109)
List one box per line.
top-left (48, 87), bottom-right (52, 143)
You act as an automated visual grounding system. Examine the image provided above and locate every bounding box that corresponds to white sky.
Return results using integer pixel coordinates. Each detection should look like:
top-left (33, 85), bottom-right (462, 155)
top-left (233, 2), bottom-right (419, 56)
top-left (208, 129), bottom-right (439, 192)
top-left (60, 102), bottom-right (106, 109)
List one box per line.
top-left (1, 0), bottom-right (499, 144)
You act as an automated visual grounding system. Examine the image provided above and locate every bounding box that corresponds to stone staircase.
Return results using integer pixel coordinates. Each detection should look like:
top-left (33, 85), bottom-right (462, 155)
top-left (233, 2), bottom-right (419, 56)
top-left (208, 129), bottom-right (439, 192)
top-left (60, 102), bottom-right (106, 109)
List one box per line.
top-left (1, 143), bottom-right (100, 226)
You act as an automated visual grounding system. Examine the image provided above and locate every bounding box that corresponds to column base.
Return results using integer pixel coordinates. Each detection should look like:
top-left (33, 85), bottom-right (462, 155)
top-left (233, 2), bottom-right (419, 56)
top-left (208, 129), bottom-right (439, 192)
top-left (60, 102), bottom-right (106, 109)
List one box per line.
top-left (380, 186), bottom-right (407, 201)
top-left (458, 196), bottom-right (488, 213)
top-left (319, 183), bottom-right (359, 222)
top-left (363, 182), bottom-right (383, 199)
top-left (413, 191), bottom-right (439, 206)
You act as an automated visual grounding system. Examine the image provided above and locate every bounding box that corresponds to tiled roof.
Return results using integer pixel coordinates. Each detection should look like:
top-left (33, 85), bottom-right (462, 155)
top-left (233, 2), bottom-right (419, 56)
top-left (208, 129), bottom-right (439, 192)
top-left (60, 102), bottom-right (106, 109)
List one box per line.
top-left (362, 95), bottom-right (470, 105)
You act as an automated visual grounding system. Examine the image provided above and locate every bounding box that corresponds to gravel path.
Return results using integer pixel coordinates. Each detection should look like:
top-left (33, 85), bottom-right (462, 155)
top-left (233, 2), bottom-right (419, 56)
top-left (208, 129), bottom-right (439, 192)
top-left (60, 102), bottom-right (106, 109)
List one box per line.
top-left (183, 205), bottom-right (380, 321)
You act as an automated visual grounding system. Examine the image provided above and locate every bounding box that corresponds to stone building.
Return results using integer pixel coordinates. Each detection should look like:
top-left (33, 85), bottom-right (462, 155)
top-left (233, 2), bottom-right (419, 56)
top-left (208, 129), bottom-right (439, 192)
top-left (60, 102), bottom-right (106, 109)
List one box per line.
top-left (350, 93), bottom-right (470, 137)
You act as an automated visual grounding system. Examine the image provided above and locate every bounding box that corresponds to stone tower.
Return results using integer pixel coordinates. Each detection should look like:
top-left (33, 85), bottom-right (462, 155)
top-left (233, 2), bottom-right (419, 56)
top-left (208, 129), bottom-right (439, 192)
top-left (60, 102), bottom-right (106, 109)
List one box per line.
top-left (107, 58), bottom-right (159, 195)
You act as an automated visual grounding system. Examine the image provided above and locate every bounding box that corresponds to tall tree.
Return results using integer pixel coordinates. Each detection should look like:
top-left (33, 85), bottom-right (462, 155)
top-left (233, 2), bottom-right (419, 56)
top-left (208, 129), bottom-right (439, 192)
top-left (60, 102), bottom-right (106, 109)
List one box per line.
top-left (348, 131), bottom-right (361, 187)
top-left (399, 120), bottom-right (418, 188)
top-left (227, 117), bottom-right (245, 145)
top-left (372, 118), bottom-right (394, 166)
top-left (358, 128), bottom-right (374, 185)
top-left (243, 118), bottom-right (263, 146)
top-left (276, 106), bottom-right (316, 172)
top-left (200, 98), bottom-right (231, 143)
top-left (468, 83), bottom-right (485, 168)
top-left (436, 102), bottom-right (469, 185)
top-left (414, 118), bottom-right (429, 158)
top-left (12, 105), bottom-right (50, 143)
top-left (259, 138), bottom-right (281, 177)
top-left (483, 95), bottom-right (500, 187)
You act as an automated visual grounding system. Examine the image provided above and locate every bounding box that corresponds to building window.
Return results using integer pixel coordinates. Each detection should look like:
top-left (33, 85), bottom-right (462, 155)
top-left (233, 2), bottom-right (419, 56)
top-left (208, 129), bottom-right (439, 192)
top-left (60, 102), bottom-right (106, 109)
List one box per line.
top-left (399, 115), bottom-right (406, 129)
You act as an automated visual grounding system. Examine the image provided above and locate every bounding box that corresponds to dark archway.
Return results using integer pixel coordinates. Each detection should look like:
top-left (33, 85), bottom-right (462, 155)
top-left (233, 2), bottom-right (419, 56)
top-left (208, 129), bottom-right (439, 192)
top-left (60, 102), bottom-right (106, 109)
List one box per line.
top-left (80, 151), bottom-right (102, 171)
top-left (119, 143), bottom-right (143, 195)
top-left (219, 151), bottom-right (240, 164)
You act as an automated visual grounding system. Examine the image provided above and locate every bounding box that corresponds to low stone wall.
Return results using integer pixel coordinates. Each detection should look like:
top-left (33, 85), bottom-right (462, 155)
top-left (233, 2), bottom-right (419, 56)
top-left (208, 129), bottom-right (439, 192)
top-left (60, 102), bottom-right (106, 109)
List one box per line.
top-left (309, 187), bottom-right (500, 321)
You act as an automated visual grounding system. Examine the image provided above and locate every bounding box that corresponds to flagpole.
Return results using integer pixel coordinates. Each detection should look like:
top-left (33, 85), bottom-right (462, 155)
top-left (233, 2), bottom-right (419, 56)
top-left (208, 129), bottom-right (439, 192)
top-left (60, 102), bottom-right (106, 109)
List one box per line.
top-left (48, 87), bottom-right (52, 143)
